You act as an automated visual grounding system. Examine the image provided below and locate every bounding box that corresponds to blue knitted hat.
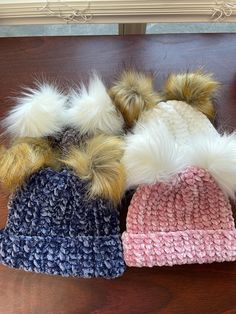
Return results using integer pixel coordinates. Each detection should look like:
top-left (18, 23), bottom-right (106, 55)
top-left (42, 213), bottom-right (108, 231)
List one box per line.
top-left (0, 168), bottom-right (125, 278)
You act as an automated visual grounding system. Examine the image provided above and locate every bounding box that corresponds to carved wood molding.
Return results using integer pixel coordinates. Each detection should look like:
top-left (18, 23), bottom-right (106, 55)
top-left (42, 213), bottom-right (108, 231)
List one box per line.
top-left (0, 0), bottom-right (235, 25)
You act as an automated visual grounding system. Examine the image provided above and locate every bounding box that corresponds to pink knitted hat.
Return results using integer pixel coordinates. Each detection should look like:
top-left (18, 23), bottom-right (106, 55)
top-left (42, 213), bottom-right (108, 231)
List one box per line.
top-left (122, 166), bottom-right (236, 267)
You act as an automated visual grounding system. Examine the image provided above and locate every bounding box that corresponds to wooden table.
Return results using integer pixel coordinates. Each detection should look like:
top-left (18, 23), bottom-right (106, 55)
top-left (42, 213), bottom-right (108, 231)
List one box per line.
top-left (0, 34), bottom-right (236, 314)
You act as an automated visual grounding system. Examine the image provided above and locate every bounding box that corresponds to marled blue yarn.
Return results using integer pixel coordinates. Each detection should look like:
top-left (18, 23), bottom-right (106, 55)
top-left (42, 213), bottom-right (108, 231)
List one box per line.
top-left (47, 127), bottom-right (88, 153)
top-left (0, 168), bottom-right (125, 278)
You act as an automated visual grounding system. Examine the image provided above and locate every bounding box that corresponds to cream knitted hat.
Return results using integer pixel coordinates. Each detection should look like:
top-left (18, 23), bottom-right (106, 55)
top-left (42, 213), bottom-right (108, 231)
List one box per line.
top-left (123, 109), bottom-right (236, 196)
top-left (133, 100), bottom-right (217, 145)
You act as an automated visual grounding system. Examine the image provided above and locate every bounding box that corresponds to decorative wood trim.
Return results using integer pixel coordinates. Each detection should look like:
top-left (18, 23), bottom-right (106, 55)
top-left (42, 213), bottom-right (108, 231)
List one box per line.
top-left (0, 1), bottom-right (235, 25)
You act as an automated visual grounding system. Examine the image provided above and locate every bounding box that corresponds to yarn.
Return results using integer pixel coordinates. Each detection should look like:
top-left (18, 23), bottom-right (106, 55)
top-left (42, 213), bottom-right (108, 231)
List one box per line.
top-left (0, 168), bottom-right (125, 278)
top-left (122, 166), bottom-right (236, 267)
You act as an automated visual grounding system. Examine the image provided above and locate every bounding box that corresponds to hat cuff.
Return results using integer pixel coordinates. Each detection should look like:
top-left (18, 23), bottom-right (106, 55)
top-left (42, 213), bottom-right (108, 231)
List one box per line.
top-left (0, 231), bottom-right (125, 278)
top-left (122, 229), bottom-right (236, 267)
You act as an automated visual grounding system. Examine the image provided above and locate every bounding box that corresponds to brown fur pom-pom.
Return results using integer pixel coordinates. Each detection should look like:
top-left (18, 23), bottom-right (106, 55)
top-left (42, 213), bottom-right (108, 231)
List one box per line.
top-left (0, 138), bottom-right (59, 191)
top-left (62, 134), bottom-right (126, 203)
top-left (163, 71), bottom-right (219, 120)
top-left (109, 70), bottom-right (161, 129)
top-left (15, 137), bottom-right (60, 171)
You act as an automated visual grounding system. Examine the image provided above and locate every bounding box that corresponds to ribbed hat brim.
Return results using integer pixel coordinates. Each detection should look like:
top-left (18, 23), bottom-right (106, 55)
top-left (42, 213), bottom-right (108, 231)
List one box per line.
top-left (122, 229), bottom-right (236, 267)
top-left (0, 231), bottom-right (125, 279)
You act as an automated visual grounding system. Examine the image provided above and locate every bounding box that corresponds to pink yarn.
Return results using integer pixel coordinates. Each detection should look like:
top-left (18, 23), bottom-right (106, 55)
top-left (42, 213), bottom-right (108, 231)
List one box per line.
top-left (122, 166), bottom-right (236, 267)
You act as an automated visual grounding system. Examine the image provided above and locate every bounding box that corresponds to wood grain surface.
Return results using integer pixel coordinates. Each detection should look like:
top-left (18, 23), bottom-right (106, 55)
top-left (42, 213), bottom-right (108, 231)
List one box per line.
top-left (0, 34), bottom-right (236, 314)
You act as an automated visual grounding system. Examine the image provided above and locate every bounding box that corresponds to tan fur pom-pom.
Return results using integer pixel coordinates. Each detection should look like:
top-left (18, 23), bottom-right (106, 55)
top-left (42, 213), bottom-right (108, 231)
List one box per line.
top-left (62, 134), bottom-right (126, 203)
top-left (109, 70), bottom-right (161, 129)
top-left (164, 71), bottom-right (219, 120)
top-left (15, 137), bottom-right (60, 172)
top-left (0, 143), bottom-right (32, 190)
top-left (0, 138), bottom-right (59, 191)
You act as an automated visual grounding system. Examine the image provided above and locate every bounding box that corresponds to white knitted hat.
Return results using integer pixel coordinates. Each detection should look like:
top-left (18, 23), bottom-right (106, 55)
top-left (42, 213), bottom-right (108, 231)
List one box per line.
top-left (133, 100), bottom-right (217, 145)
top-left (123, 100), bottom-right (236, 198)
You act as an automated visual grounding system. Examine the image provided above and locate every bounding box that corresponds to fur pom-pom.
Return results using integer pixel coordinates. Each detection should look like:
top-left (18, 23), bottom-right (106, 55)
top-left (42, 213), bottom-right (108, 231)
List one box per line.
top-left (186, 133), bottom-right (236, 199)
top-left (109, 70), bottom-right (161, 129)
top-left (122, 122), bottom-right (187, 189)
top-left (0, 138), bottom-right (59, 191)
top-left (62, 134), bottom-right (126, 203)
top-left (67, 74), bottom-right (124, 136)
top-left (3, 83), bottom-right (68, 138)
top-left (163, 71), bottom-right (219, 120)
top-left (0, 143), bottom-right (31, 190)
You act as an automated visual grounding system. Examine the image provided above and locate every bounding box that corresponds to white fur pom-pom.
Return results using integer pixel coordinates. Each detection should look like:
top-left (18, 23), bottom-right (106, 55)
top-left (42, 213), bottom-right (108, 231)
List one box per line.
top-left (3, 83), bottom-right (68, 138)
top-left (67, 74), bottom-right (124, 136)
top-left (187, 133), bottom-right (236, 199)
top-left (122, 121), bottom-right (187, 189)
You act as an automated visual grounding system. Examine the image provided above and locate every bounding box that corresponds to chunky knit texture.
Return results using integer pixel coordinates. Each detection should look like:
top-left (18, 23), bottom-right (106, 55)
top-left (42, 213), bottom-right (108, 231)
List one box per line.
top-left (122, 166), bottom-right (236, 267)
top-left (0, 168), bottom-right (125, 278)
top-left (58, 128), bottom-right (90, 154)
top-left (47, 128), bottom-right (89, 153)
top-left (135, 100), bottom-right (217, 145)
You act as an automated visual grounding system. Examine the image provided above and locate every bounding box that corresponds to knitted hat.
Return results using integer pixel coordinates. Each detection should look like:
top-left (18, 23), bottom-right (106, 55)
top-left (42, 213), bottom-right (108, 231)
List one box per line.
top-left (133, 100), bottom-right (218, 146)
top-left (123, 99), bottom-right (219, 192)
top-left (46, 127), bottom-right (89, 157)
top-left (0, 74), bottom-right (124, 192)
top-left (0, 75), bottom-right (126, 278)
top-left (122, 119), bottom-right (236, 267)
top-left (109, 70), bottom-right (218, 130)
top-left (123, 100), bottom-right (231, 191)
top-left (0, 168), bottom-right (125, 278)
top-left (122, 166), bottom-right (236, 267)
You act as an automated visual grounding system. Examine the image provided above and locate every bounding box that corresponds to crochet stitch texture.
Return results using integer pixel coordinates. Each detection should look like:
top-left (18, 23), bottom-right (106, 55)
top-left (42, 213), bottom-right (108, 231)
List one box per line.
top-left (135, 100), bottom-right (217, 145)
top-left (58, 128), bottom-right (89, 154)
top-left (47, 127), bottom-right (88, 152)
top-left (0, 168), bottom-right (125, 278)
top-left (122, 166), bottom-right (236, 267)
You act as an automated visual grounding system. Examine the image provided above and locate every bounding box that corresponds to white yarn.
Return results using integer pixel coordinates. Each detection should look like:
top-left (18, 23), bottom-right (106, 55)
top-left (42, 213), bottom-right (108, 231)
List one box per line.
top-left (133, 100), bottom-right (217, 145)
